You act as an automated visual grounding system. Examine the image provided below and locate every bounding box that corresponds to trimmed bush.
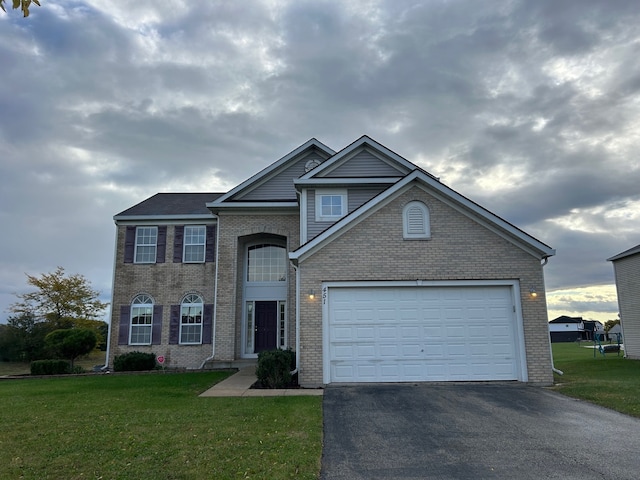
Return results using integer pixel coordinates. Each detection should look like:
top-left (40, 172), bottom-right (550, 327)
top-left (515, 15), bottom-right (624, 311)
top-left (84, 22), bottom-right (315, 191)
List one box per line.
top-left (31, 359), bottom-right (71, 375)
top-left (255, 349), bottom-right (296, 389)
top-left (113, 351), bottom-right (157, 372)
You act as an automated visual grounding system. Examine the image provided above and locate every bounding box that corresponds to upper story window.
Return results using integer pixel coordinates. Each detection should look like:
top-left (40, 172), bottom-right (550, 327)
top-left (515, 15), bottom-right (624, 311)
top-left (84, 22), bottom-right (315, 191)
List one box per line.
top-left (183, 226), bottom-right (206, 263)
top-left (180, 294), bottom-right (203, 344)
top-left (135, 227), bottom-right (158, 263)
top-left (403, 201), bottom-right (431, 239)
top-left (247, 244), bottom-right (287, 282)
top-left (130, 294), bottom-right (153, 345)
top-left (315, 190), bottom-right (347, 222)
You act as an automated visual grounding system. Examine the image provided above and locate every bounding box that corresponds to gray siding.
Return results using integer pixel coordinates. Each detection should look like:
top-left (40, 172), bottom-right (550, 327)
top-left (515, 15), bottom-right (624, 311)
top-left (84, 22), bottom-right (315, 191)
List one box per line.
top-left (324, 150), bottom-right (407, 177)
top-left (241, 152), bottom-right (326, 201)
top-left (306, 186), bottom-right (388, 241)
top-left (613, 254), bottom-right (640, 359)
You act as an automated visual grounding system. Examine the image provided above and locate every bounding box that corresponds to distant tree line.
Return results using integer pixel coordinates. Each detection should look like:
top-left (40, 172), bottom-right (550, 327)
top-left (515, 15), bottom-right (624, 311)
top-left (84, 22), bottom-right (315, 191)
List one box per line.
top-left (0, 267), bottom-right (108, 364)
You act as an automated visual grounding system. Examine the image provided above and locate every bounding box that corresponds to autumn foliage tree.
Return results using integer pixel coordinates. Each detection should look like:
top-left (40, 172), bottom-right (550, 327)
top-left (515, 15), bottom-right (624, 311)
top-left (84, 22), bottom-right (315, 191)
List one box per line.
top-left (2, 267), bottom-right (109, 362)
top-left (10, 266), bottom-right (108, 328)
top-left (0, 0), bottom-right (41, 17)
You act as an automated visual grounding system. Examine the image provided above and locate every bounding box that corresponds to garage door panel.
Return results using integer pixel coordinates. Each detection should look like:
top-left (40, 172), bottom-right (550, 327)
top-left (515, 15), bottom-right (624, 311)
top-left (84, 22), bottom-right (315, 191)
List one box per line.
top-left (328, 285), bottom-right (521, 383)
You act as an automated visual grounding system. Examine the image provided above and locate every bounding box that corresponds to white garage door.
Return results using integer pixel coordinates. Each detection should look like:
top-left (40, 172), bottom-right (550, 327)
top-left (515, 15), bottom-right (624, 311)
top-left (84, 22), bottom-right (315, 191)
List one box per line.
top-left (327, 285), bottom-right (523, 383)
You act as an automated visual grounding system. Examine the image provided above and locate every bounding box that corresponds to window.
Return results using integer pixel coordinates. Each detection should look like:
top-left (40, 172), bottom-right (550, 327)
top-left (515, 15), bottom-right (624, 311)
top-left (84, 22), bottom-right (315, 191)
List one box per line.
top-left (130, 294), bottom-right (153, 344)
top-left (183, 226), bottom-right (206, 263)
top-left (403, 201), bottom-right (430, 239)
top-left (180, 294), bottom-right (203, 344)
top-left (247, 244), bottom-right (287, 282)
top-left (315, 190), bottom-right (347, 222)
top-left (135, 227), bottom-right (158, 263)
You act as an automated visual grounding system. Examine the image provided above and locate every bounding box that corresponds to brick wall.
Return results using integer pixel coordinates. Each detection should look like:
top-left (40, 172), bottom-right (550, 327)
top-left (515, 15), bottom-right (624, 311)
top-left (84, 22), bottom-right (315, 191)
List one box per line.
top-left (109, 223), bottom-right (217, 369)
top-left (214, 212), bottom-right (300, 360)
top-left (296, 186), bottom-right (554, 386)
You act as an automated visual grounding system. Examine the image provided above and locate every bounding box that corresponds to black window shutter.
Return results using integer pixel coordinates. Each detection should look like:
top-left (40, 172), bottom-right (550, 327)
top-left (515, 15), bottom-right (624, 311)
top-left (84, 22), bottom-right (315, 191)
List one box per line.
top-left (118, 305), bottom-right (131, 345)
top-left (173, 226), bottom-right (184, 263)
top-left (124, 227), bottom-right (136, 263)
top-left (151, 305), bottom-right (163, 345)
top-left (156, 226), bottom-right (167, 263)
top-left (205, 225), bottom-right (216, 262)
top-left (202, 304), bottom-right (213, 344)
top-left (169, 305), bottom-right (180, 344)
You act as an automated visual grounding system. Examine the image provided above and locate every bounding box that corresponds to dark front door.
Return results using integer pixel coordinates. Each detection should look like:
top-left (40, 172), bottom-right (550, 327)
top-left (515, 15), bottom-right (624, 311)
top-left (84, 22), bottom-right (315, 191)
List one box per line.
top-left (254, 301), bottom-right (277, 353)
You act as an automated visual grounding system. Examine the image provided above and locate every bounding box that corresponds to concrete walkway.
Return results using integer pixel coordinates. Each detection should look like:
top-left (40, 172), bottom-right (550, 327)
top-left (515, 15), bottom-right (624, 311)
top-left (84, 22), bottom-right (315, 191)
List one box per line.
top-left (199, 366), bottom-right (324, 397)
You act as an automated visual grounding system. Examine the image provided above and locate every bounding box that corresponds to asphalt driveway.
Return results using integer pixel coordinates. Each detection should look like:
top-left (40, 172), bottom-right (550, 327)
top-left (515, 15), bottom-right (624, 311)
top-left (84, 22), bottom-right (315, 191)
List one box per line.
top-left (321, 383), bottom-right (640, 479)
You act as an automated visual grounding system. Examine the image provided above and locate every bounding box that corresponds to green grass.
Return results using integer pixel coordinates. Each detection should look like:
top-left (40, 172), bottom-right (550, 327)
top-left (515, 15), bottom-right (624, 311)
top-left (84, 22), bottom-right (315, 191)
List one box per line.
top-left (0, 372), bottom-right (323, 480)
top-left (551, 342), bottom-right (640, 418)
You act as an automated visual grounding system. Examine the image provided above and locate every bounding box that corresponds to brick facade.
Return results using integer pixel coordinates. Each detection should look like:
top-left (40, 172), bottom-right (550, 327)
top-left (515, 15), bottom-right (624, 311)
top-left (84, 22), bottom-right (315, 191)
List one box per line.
top-left (295, 187), bottom-right (553, 386)
top-left (109, 223), bottom-right (217, 369)
top-left (214, 212), bottom-right (300, 361)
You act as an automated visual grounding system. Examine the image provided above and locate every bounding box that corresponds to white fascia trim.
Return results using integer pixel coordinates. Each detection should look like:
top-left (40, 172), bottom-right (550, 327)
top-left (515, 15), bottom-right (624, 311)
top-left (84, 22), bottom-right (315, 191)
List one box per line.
top-left (299, 136), bottom-right (416, 180)
top-left (208, 139), bottom-right (335, 206)
top-left (321, 279), bottom-right (528, 384)
top-left (294, 177), bottom-right (402, 188)
top-left (114, 214), bottom-right (214, 223)
top-left (291, 170), bottom-right (554, 264)
top-left (210, 202), bottom-right (299, 209)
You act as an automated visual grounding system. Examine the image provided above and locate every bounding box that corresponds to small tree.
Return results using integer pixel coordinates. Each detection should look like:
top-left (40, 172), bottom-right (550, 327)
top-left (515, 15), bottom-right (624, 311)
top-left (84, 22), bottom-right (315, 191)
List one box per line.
top-left (45, 328), bottom-right (97, 368)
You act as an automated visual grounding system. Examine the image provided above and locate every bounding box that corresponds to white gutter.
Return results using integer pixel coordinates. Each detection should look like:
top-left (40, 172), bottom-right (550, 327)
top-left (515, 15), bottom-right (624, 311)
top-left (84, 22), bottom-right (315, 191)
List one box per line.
top-left (101, 225), bottom-right (119, 371)
top-left (199, 216), bottom-right (221, 369)
top-left (290, 263), bottom-right (301, 375)
top-left (542, 259), bottom-right (563, 376)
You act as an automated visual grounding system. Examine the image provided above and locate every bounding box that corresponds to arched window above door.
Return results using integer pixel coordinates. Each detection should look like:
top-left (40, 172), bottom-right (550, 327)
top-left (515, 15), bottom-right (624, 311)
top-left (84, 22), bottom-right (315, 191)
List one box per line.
top-left (247, 244), bottom-right (287, 282)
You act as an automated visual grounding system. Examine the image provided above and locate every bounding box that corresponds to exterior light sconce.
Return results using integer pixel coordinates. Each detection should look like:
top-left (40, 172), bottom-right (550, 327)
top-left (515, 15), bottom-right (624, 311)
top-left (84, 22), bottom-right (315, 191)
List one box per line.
top-left (309, 289), bottom-right (315, 300)
top-left (530, 288), bottom-right (538, 298)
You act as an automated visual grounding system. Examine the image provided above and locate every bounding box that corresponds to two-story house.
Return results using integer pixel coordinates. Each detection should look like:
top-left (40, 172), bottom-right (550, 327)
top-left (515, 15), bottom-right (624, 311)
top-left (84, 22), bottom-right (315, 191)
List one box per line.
top-left (107, 135), bottom-right (556, 386)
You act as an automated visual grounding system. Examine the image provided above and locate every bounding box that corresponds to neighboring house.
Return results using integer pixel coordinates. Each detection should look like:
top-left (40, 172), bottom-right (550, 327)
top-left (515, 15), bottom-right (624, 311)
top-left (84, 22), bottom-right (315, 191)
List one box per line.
top-left (607, 324), bottom-right (623, 343)
top-left (582, 319), bottom-right (604, 341)
top-left (107, 135), bottom-right (557, 386)
top-left (549, 316), bottom-right (585, 343)
top-left (608, 244), bottom-right (640, 359)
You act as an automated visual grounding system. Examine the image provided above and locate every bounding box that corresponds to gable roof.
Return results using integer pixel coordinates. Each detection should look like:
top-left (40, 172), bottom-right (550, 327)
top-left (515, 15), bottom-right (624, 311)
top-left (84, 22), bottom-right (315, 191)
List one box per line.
top-left (114, 193), bottom-right (223, 221)
top-left (607, 244), bottom-right (640, 262)
top-left (207, 138), bottom-right (335, 212)
top-left (549, 316), bottom-right (584, 324)
top-left (289, 169), bottom-right (556, 265)
top-left (295, 135), bottom-right (428, 184)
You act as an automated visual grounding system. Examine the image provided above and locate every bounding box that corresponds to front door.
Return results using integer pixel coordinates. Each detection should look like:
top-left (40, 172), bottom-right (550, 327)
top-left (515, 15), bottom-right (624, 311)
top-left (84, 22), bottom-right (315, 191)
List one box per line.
top-left (254, 301), bottom-right (277, 353)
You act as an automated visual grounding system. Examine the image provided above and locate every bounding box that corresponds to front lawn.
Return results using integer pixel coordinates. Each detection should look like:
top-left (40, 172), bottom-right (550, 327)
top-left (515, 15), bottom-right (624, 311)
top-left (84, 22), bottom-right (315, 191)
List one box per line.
top-left (551, 342), bottom-right (640, 418)
top-left (0, 372), bottom-right (323, 480)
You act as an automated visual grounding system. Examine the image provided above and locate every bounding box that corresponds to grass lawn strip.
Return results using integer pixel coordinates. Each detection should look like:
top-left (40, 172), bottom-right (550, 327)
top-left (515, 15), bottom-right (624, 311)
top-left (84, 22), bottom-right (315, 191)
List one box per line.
top-left (0, 372), bottom-right (322, 479)
top-left (551, 342), bottom-right (640, 418)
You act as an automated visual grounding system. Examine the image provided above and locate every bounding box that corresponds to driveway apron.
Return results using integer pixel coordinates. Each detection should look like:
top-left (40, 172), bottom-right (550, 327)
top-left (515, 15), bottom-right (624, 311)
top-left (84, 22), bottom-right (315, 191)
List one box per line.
top-left (321, 383), bottom-right (640, 480)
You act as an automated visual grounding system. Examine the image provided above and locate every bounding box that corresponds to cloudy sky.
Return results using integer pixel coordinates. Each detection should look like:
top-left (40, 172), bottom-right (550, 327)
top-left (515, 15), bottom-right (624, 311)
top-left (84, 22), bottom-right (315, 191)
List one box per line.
top-left (1, 0), bottom-right (638, 325)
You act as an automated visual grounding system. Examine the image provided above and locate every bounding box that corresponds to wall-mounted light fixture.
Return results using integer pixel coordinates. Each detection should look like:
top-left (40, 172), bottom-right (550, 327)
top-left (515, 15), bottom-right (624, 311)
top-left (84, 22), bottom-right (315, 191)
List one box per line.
top-left (529, 288), bottom-right (538, 298)
top-left (308, 289), bottom-right (315, 299)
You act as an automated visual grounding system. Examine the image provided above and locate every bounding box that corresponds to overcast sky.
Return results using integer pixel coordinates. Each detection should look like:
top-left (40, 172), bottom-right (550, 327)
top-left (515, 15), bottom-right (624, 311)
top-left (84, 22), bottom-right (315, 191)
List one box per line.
top-left (1, 0), bottom-right (638, 324)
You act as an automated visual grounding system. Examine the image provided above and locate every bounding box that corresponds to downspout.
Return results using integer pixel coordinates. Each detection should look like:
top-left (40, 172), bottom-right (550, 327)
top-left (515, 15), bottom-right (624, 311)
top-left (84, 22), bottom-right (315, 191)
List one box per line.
top-left (200, 215), bottom-right (220, 369)
top-left (290, 263), bottom-right (300, 375)
top-left (102, 223), bottom-right (119, 371)
top-left (542, 255), bottom-right (563, 376)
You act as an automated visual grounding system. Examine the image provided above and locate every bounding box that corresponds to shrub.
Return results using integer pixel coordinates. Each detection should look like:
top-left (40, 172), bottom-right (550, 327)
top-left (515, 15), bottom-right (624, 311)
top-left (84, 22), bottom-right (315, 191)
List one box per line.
top-left (255, 349), bottom-right (296, 389)
top-left (113, 351), bottom-right (157, 372)
top-left (31, 359), bottom-right (71, 375)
